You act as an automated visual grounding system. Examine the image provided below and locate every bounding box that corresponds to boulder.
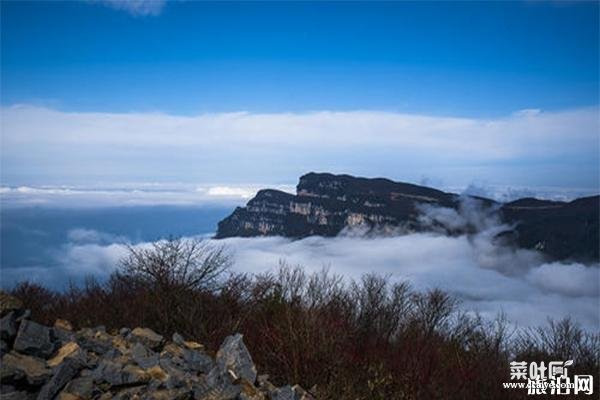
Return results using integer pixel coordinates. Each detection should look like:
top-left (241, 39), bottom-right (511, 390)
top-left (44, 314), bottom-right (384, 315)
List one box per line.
top-left (131, 327), bottom-right (164, 350)
top-left (0, 316), bottom-right (315, 399)
top-left (270, 386), bottom-right (295, 400)
top-left (13, 320), bottom-right (55, 359)
top-left (1, 351), bottom-right (52, 386)
top-left (47, 342), bottom-right (84, 368)
top-left (131, 341), bottom-right (159, 369)
top-left (93, 359), bottom-right (150, 386)
top-left (1, 311), bottom-right (18, 342)
top-left (182, 347), bottom-right (213, 373)
top-left (58, 376), bottom-right (98, 399)
top-left (215, 334), bottom-right (257, 384)
top-left (37, 357), bottom-right (84, 400)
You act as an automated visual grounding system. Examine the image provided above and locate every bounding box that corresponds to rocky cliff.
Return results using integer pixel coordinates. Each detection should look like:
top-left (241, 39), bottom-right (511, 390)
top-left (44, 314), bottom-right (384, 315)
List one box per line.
top-left (0, 293), bottom-right (314, 400)
top-left (216, 172), bottom-right (599, 263)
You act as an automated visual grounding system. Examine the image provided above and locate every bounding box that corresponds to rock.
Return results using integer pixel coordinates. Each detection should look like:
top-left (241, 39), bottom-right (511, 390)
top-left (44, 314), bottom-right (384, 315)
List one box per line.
top-left (144, 388), bottom-right (192, 400)
top-left (146, 365), bottom-right (169, 382)
top-left (76, 329), bottom-right (112, 355)
top-left (47, 342), bottom-right (84, 368)
top-left (1, 391), bottom-right (36, 400)
top-left (238, 379), bottom-right (265, 400)
top-left (13, 320), bottom-right (55, 359)
top-left (257, 374), bottom-right (276, 393)
top-left (131, 327), bottom-right (164, 350)
top-left (58, 376), bottom-right (98, 399)
top-left (52, 327), bottom-right (75, 346)
top-left (54, 319), bottom-right (73, 331)
top-left (172, 332), bottom-right (204, 351)
top-left (182, 347), bottom-right (213, 373)
top-left (131, 341), bottom-right (159, 369)
top-left (194, 367), bottom-right (240, 400)
top-left (1, 311), bottom-right (18, 342)
top-left (292, 385), bottom-right (315, 400)
top-left (0, 291), bottom-right (23, 316)
top-left (37, 357), bottom-right (84, 400)
top-left (215, 334), bottom-right (257, 384)
top-left (270, 386), bottom-right (295, 400)
top-left (172, 332), bottom-right (185, 346)
top-left (16, 309), bottom-right (32, 322)
top-left (1, 351), bottom-right (52, 386)
top-left (0, 317), bottom-right (313, 399)
top-left (216, 172), bottom-right (600, 263)
top-left (93, 360), bottom-right (150, 386)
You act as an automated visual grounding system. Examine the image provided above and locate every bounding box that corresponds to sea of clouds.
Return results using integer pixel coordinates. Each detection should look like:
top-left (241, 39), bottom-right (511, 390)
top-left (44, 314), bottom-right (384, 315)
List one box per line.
top-left (3, 198), bottom-right (597, 332)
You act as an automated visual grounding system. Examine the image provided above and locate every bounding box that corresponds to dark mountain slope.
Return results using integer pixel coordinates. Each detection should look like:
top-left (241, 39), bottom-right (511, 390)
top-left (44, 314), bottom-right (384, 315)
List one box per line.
top-left (216, 173), bottom-right (599, 262)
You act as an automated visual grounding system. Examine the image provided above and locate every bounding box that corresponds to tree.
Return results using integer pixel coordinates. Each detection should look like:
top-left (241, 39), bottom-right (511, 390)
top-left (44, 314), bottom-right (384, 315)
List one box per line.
top-left (120, 237), bottom-right (231, 292)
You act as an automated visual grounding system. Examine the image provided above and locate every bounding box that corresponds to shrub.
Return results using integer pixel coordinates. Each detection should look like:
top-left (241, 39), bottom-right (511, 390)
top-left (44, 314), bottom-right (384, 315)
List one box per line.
top-left (9, 238), bottom-right (599, 400)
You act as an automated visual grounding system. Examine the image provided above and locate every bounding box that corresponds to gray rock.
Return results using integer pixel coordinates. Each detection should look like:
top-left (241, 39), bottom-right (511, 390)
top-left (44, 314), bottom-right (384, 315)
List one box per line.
top-left (0, 351), bottom-right (52, 386)
top-left (132, 342), bottom-right (159, 369)
top-left (13, 320), bottom-right (55, 359)
top-left (77, 334), bottom-right (112, 355)
top-left (130, 327), bottom-right (164, 350)
top-left (172, 332), bottom-right (185, 346)
top-left (0, 384), bottom-right (16, 393)
top-left (159, 358), bottom-right (188, 390)
top-left (37, 357), bottom-right (84, 400)
top-left (194, 368), bottom-right (240, 400)
top-left (215, 334), bottom-right (257, 384)
top-left (182, 348), bottom-right (213, 373)
top-left (52, 327), bottom-right (75, 345)
top-left (1, 311), bottom-right (18, 342)
top-left (0, 390), bottom-right (36, 400)
top-left (271, 386), bottom-right (295, 400)
top-left (15, 309), bottom-right (31, 322)
top-left (93, 359), bottom-right (150, 386)
top-left (292, 385), bottom-right (315, 400)
top-left (60, 376), bottom-right (98, 399)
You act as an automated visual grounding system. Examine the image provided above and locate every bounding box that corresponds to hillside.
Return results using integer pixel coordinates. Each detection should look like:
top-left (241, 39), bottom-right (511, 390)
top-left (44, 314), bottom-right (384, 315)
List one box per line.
top-left (216, 173), bottom-right (599, 262)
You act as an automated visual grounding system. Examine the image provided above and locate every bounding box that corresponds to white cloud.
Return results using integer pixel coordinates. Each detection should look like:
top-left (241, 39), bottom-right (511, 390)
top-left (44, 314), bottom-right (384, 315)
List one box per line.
top-left (1, 105), bottom-right (598, 187)
top-left (67, 228), bottom-right (125, 244)
top-left (0, 183), bottom-right (295, 208)
top-left (2, 105), bottom-right (597, 159)
top-left (95, 0), bottom-right (166, 16)
top-left (526, 262), bottom-right (599, 298)
top-left (39, 232), bottom-right (598, 331)
top-left (219, 235), bottom-right (598, 332)
top-left (7, 201), bottom-right (595, 332)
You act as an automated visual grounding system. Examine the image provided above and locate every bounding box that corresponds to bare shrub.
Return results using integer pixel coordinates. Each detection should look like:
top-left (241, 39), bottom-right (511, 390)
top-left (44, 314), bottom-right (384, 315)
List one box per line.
top-left (120, 237), bottom-right (231, 292)
top-left (8, 251), bottom-right (599, 400)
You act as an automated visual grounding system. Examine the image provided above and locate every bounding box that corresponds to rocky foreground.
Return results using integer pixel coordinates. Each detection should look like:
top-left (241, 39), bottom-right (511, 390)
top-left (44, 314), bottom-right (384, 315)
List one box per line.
top-left (0, 294), bottom-right (315, 400)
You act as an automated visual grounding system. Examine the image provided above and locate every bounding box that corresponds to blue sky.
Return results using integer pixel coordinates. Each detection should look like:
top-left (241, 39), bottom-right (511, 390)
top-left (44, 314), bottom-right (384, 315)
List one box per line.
top-left (0, 1), bottom-right (598, 192)
top-left (2, 1), bottom-right (598, 116)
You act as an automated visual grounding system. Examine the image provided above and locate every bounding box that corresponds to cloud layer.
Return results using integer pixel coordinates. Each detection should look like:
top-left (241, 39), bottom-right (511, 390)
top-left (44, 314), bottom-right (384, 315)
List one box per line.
top-left (3, 202), bottom-right (597, 332)
top-left (1, 105), bottom-right (598, 188)
top-left (0, 183), bottom-right (295, 208)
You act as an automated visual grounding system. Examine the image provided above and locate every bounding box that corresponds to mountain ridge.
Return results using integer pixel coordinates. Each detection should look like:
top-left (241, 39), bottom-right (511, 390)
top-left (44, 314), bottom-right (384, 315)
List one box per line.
top-left (216, 172), bottom-right (599, 263)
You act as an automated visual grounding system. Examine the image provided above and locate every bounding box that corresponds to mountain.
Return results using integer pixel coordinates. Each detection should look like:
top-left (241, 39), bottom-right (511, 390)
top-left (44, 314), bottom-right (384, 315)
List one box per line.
top-left (216, 173), bottom-right (599, 263)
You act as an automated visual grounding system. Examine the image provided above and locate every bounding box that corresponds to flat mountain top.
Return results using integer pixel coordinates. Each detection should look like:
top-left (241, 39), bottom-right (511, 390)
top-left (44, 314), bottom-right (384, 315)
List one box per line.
top-left (216, 172), bottom-right (599, 263)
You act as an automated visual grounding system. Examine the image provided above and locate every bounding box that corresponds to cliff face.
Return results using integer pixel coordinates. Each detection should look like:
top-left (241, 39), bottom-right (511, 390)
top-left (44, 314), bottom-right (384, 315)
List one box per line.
top-left (216, 172), bottom-right (599, 263)
top-left (216, 173), bottom-right (463, 238)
